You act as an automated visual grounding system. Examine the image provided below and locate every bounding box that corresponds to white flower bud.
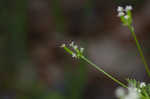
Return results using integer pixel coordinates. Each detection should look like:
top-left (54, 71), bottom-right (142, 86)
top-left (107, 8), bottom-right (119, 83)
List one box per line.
top-left (80, 48), bottom-right (84, 53)
top-left (115, 87), bottom-right (125, 98)
top-left (140, 82), bottom-right (146, 88)
top-left (137, 89), bottom-right (141, 93)
top-left (69, 41), bottom-right (74, 47)
top-left (125, 5), bottom-right (132, 11)
top-left (124, 15), bottom-right (129, 19)
top-left (73, 45), bottom-right (78, 50)
top-left (61, 44), bottom-right (66, 48)
top-left (118, 12), bottom-right (125, 17)
top-left (125, 87), bottom-right (140, 99)
top-left (72, 53), bottom-right (77, 58)
top-left (117, 6), bottom-right (124, 12)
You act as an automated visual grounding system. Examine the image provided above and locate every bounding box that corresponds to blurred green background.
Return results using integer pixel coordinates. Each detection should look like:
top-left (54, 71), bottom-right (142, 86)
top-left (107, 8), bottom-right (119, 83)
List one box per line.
top-left (0, 0), bottom-right (150, 99)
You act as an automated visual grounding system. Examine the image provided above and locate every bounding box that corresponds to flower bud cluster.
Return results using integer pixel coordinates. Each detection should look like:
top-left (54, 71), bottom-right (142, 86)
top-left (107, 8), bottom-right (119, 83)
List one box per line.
top-left (61, 41), bottom-right (84, 58)
top-left (117, 5), bottom-right (133, 26)
top-left (117, 5), bottom-right (132, 17)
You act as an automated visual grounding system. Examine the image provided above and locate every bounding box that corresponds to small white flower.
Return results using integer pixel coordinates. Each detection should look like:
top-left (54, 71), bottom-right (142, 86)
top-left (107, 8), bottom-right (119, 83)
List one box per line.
top-left (117, 6), bottom-right (124, 12)
top-left (124, 15), bottom-right (129, 19)
top-left (125, 87), bottom-right (140, 99)
top-left (72, 53), bottom-right (77, 58)
top-left (140, 82), bottom-right (146, 88)
top-left (61, 44), bottom-right (66, 48)
top-left (115, 87), bottom-right (125, 98)
top-left (118, 12), bottom-right (125, 17)
top-left (69, 41), bottom-right (74, 47)
top-left (137, 89), bottom-right (141, 93)
top-left (125, 5), bottom-right (132, 11)
top-left (73, 45), bottom-right (78, 50)
top-left (135, 88), bottom-right (141, 93)
top-left (80, 48), bottom-right (84, 53)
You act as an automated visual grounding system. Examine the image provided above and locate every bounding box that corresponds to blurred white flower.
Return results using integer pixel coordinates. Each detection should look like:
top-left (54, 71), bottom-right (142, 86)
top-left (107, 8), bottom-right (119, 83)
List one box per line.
top-left (118, 12), bottom-right (125, 17)
top-left (115, 87), bottom-right (126, 98)
top-left (125, 5), bottom-right (133, 12)
top-left (117, 6), bottom-right (124, 12)
top-left (73, 45), bottom-right (78, 50)
top-left (80, 48), bottom-right (84, 53)
top-left (116, 86), bottom-right (140, 99)
top-left (69, 41), bottom-right (74, 47)
top-left (61, 44), bottom-right (66, 48)
top-left (124, 87), bottom-right (140, 99)
top-left (137, 89), bottom-right (141, 93)
top-left (124, 15), bottom-right (129, 19)
top-left (72, 53), bottom-right (77, 58)
top-left (140, 82), bottom-right (146, 88)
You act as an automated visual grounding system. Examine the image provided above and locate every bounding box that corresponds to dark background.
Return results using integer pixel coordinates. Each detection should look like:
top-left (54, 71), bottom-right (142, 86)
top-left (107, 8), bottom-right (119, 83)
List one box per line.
top-left (0, 0), bottom-right (150, 99)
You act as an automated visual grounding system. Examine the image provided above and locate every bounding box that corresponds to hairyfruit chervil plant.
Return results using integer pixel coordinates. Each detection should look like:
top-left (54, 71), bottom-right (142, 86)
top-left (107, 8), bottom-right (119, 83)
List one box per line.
top-left (61, 5), bottom-right (150, 99)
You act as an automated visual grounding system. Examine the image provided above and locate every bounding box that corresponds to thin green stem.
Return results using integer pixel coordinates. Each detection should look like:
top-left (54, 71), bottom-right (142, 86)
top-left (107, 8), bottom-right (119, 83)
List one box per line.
top-left (62, 45), bottom-right (127, 88)
top-left (63, 46), bottom-right (74, 55)
top-left (128, 25), bottom-right (150, 77)
top-left (80, 55), bottom-right (128, 88)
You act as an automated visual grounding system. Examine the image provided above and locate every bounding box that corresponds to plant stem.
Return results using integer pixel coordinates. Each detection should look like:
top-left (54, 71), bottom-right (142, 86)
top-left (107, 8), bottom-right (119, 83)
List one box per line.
top-left (80, 55), bottom-right (128, 88)
top-left (128, 25), bottom-right (150, 77)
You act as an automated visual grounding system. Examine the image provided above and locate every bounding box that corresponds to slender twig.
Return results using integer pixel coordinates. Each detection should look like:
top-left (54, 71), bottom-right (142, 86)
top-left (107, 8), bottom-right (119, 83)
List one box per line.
top-left (61, 45), bottom-right (128, 88)
top-left (80, 55), bottom-right (128, 88)
top-left (128, 25), bottom-right (150, 77)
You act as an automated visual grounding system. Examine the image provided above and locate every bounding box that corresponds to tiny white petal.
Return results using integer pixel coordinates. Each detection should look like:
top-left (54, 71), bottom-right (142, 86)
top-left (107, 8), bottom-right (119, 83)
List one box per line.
top-left (134, 88), bottom-right (141, 93)
top-left (61, 44), bottom-right (66, 48)
top-left (126, 87), bottom-right (140, 99)
top-left (125, 5), bottom-right (132, 11)
top-left (115, 87), bottom-right (125, 98)
top-left (80, 48), bottom-right (84, 53)
top-left (118, 12), bottom-right (125, 17)
top-left (73, 45), bottom-right (78, 50)
top-left (140, 82), bottom-right (146, 88)
top-left (137, 89), bottom-right (141, 93)
top-left (72, 53), bottom-right (77, 58)
top-left (124, 15), bottom-right (129, 19)
top-left (117, 6), bottom-right (124, 12)
top-left (70, 41), bottom-right (74, 47)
